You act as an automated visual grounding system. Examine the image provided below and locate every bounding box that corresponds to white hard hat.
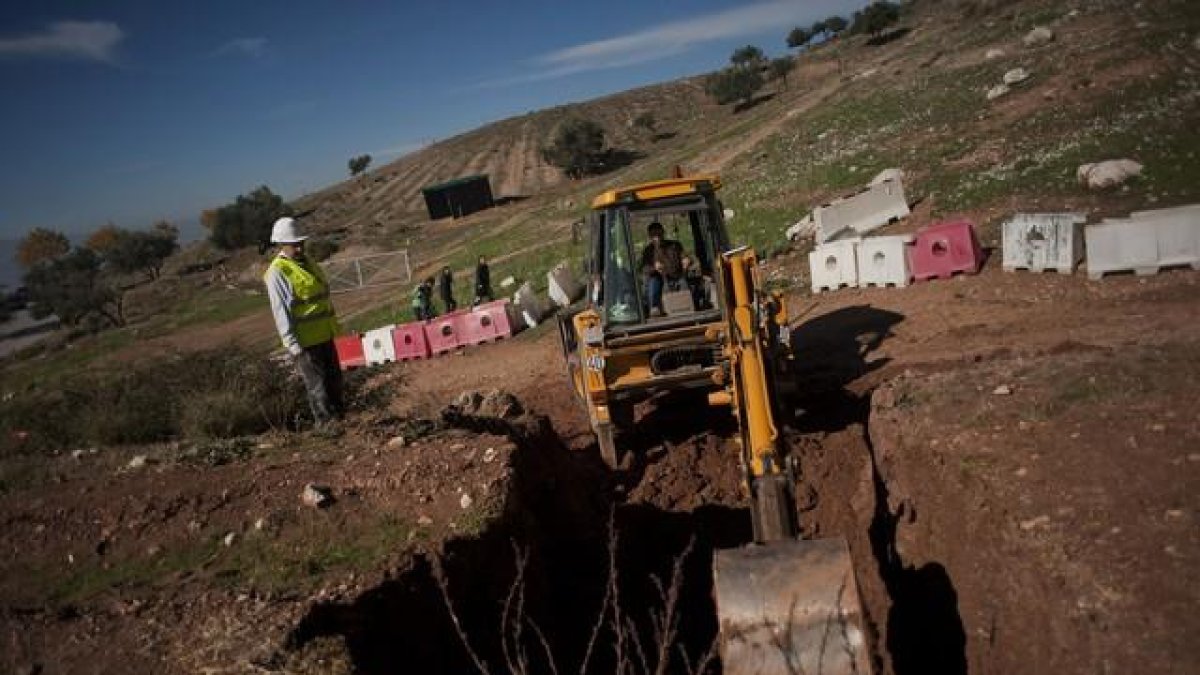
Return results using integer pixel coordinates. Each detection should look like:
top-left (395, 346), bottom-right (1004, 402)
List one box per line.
top-left (269, 217), bottom-right (308, 244)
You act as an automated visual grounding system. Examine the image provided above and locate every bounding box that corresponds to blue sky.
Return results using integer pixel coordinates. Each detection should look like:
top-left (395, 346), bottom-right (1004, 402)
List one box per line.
top-left (0, 0), bottom-right (863, 248)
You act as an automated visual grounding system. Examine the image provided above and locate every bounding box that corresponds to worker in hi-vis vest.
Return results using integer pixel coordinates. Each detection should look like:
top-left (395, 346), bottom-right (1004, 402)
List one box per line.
top-left (263, 217), bottom-right (345, 430)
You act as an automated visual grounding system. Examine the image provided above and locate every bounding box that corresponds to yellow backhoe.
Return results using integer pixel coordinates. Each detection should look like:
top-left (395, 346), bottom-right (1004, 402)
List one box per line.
top-left (558, 174), bottom-right (872, 674)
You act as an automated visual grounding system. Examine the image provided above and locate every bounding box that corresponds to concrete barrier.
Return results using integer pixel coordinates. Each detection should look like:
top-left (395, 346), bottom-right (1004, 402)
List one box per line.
top-left (1002, 213), bottom-right (1086, 274)
top-left (856, 235), bottom-right (913, 288)
top-left (1086, 205), bottom-right (1200, 279)
top-left (423, 312), bottom-right (464, 356)
top-left (815, 179), bottom-right (910, 243)
top-left (547, 262), bottom-right (585, 308)
top-left (391, 322), bottom-right (431, 361)
top-left (458, 299), bottom-right (514, 346)
top-left (809, 239), bottom-right (860, 293)
top-left (333, 334), bottom-right (366, 370)
top-left (363, 325), bottom-right (397, 366)
top-left (513, 281), bottom-right (554, 328)
top-left (909, 220), bottom-right (983, 281)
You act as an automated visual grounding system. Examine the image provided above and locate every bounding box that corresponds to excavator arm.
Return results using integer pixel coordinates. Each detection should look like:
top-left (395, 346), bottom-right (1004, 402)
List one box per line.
top-left (712, 247), bottom-right (874, 675)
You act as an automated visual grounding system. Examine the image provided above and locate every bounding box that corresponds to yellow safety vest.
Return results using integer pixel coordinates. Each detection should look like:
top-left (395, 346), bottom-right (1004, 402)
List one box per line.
top-left (266, 255), bottom-right (340, 348)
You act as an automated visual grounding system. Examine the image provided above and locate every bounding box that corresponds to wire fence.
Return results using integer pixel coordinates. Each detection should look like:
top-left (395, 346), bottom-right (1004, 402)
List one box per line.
top-left (324, 250), bottom-right (412, 294)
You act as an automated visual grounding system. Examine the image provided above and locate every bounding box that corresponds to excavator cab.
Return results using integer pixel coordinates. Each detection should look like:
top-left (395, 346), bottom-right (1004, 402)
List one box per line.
top-left (560, 173), bottom-right (873, 675)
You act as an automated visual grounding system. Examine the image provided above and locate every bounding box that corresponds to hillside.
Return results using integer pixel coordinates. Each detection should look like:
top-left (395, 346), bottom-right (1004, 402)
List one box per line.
top-left (2, 1), bottom-right (1199, 673)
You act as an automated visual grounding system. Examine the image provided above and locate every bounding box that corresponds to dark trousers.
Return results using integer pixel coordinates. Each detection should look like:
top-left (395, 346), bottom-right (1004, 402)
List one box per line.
top-left (440, 291), bottom-right (457, 312)
top-left (296, 340), bottom-right (345, 425)
top-left (474, 285), bottom-right (494, 305)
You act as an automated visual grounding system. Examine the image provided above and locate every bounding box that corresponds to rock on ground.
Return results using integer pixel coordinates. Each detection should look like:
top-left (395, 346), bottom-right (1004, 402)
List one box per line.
top-left (985, 48), bottom-right (1005, 60)
top-left (301, 483), bottom-right (333, 508)
top-left (1024, 26), bottom-right (1054, 47)
top-left (449, 389), bottom-right (524, 420)
top-left (987, 84), bottom-right (1011, 101)
top-left (1003, 67), bottom-right (1031, 85)
top-left (1077, 159), bottom-right (1143, 189)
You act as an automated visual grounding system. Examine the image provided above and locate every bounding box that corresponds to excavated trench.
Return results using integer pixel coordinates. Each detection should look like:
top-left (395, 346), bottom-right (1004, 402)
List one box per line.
top-left (286, 410), bottom-right (750, 674)
top-left (287, 306), bottom-right (969, 674)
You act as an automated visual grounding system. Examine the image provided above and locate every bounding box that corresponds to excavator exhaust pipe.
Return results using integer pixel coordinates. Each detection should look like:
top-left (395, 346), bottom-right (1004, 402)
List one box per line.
top-left (714, 537), bottom-right (872, 675)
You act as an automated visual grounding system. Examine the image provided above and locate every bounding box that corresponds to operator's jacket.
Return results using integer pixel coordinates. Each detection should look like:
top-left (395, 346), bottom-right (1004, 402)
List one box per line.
top-left (640, 239), bottom-right (685, 280)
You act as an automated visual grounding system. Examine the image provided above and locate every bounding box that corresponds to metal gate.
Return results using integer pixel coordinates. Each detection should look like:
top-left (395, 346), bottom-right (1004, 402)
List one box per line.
top-left (323, 250), bottom-right (412, 293)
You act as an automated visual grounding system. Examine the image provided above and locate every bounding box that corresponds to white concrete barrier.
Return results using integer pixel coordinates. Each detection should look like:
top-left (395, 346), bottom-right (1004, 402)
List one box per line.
top-left (363, 325), bottom-right (397, 366)
top-left (1138, 205), bottom-right (1200, 268)
top-left (856, 235), bottom-right (913, 287)
top-left (809, 239), bottom-right (860, 293)
top-left (1086, 205), bottom-right (1200, 279)
top-left (1002, 213), bottom-right (1086, 274)
top-left (547, 262), bottom-right (584, 308)
top-left (815, 179), bottom-right (910, 243)
top-left (513, 281), bottom-right (554, 328)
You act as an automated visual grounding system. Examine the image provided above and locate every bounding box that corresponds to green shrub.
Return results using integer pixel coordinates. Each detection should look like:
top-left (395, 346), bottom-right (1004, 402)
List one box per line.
top-left (0, 347), bottom-right (308, 454)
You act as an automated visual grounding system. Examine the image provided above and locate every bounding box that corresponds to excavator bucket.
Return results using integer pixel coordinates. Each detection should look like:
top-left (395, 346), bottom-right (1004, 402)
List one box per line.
top-left (714, 537), bottom-right (872, 675)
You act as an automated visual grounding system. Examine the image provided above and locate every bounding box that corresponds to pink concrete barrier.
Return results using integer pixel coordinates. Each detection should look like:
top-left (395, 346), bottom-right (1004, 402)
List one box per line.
top-left (909, 220), bottom-right (983, 281)
top-left (457, 300), bottom-right (514, 347)
top-left (391, 322), bottom-right (431, 361)
top-left (423, 311), bottom-right (464, 356)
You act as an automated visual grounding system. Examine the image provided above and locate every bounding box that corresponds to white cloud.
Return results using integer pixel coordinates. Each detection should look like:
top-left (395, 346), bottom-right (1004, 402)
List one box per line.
top-left (213, 37), bottom-right (268, 59)
top-left (0, 20), bottom-right (125, 63)
top-left (474, 0), bottom-right (853, 88)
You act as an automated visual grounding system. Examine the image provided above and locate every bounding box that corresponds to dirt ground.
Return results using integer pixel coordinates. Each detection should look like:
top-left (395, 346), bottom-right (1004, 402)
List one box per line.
top-left (3, 253), bottom-right (1198, 674)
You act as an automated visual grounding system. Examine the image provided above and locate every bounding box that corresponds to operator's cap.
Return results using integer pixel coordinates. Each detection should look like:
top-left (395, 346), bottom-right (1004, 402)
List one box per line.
top-left (269, 217), bottom-right (308, 244)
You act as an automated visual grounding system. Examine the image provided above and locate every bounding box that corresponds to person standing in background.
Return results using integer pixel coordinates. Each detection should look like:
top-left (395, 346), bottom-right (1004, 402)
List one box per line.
top-left (438, 265), bottom-right (457, 312)
top-left (474, 255), bottom-right (493, 305)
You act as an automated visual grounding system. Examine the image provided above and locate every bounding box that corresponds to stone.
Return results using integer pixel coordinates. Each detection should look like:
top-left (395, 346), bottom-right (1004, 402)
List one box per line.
top-left (387, 435), bottom-right (406, 449)
top-left (1023, 26), bottom-right (1054, 47)
top-left (459, 493), bottom-right (473, 510)
top-left (417, 515), bottom-right (434, 526)
top-left (1019, 515), bottom-right (1051, 531)
top-left (499, 276), bottom-right (516, 289)
top-left (127, 455), bottom-right (148, 469)
top-left (1077, 159), bottom-right (1143, 189)
top-left (985, 48), bottom-right (1005, 60)
top-left (254, 517), bottom-right (267, 531)
top-left (992, 384), bottom-right (1013, 396)
top-left (1003, 67), bottom-right (1030, 85)
top-left (301, 483), bottom-right (333, 509)
top-left (482, 447), bottom-right (498, 463)
top-left (986, 84), bottom-right (1010, 100)
top-left (223, 532), bottom-right (237, 547)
